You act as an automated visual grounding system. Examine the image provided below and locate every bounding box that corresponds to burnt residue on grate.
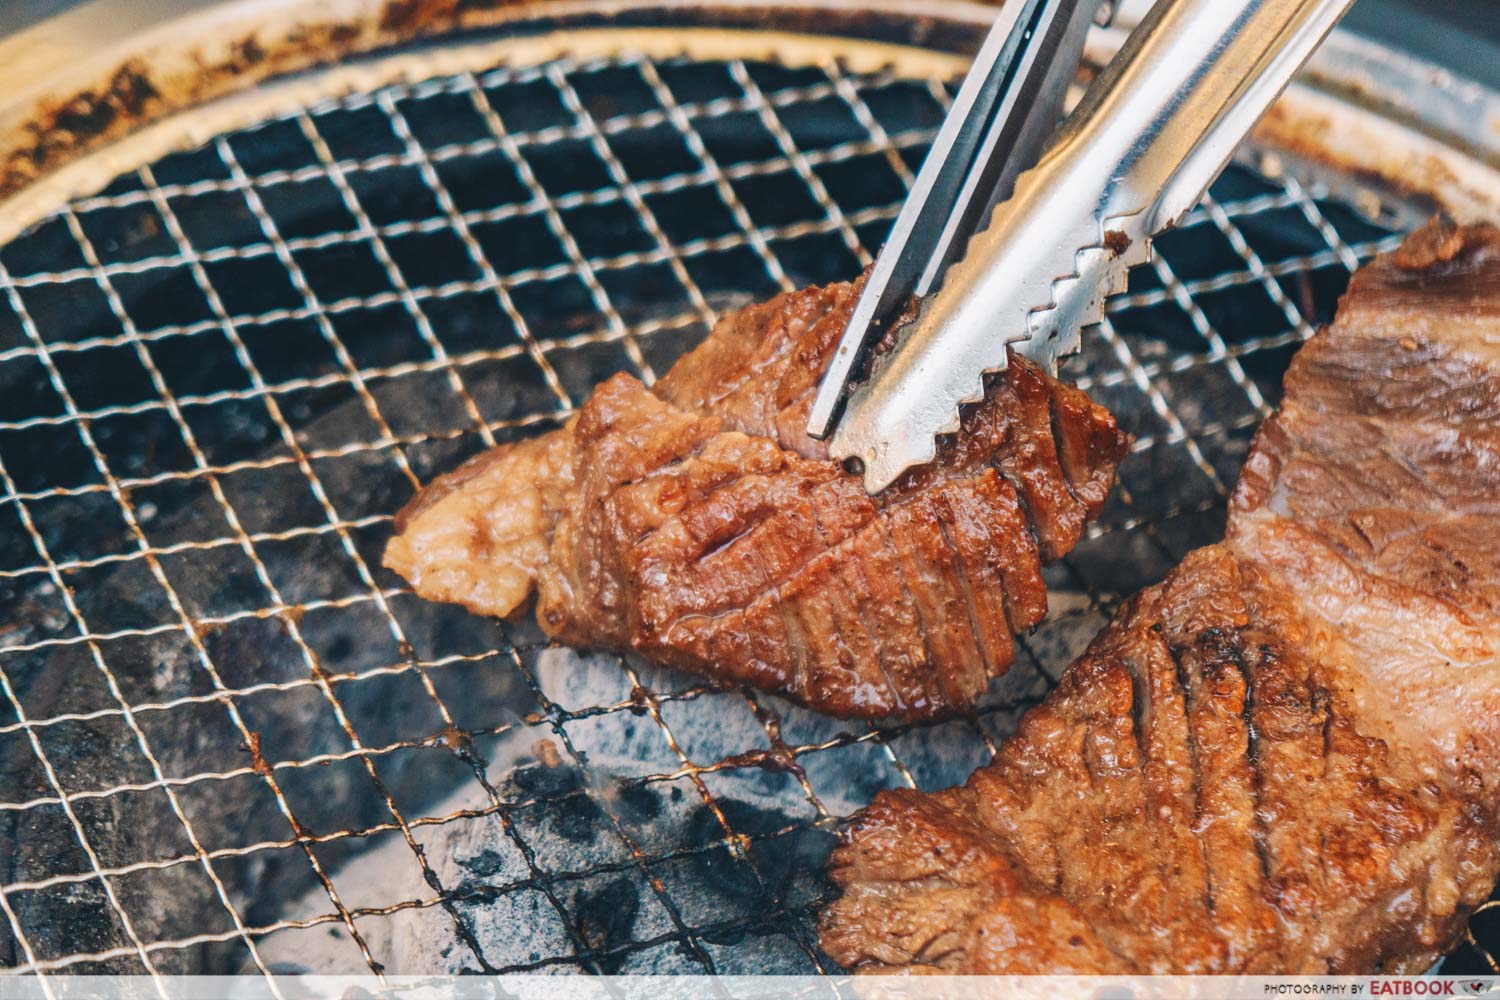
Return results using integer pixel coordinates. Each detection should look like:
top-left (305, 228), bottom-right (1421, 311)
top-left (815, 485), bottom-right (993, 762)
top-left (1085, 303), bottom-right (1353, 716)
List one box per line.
top-left (1, 0), bottom-right (532, 203)
top-left (0, 49), bottom-right (1488, 979)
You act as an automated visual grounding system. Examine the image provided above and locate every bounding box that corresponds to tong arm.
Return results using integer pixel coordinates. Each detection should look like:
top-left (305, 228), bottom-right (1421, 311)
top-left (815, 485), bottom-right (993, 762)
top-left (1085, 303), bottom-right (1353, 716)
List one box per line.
top-left (805, 0), bottom-right (1101, 441)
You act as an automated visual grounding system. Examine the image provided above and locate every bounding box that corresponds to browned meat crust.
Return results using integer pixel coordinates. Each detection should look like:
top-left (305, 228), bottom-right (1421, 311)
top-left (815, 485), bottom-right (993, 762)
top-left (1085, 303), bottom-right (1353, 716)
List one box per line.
top-left (384, 275), bottom-right (1129, 720)
top-left (820, 219), bottom-right (1500, 974)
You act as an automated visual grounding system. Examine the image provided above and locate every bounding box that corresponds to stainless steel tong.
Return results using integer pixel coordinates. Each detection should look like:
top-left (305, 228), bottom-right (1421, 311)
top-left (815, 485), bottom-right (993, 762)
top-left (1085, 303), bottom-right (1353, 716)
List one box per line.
top-left (807, 0), bottom-right (1358, 493)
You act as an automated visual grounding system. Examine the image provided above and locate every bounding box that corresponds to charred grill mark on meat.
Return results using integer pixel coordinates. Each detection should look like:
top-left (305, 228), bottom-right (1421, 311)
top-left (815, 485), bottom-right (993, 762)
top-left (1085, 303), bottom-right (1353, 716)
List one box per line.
top-left (385, 275), bottom-right (1130, 720)
top-left (819, 220), bottom-right (1500, 973)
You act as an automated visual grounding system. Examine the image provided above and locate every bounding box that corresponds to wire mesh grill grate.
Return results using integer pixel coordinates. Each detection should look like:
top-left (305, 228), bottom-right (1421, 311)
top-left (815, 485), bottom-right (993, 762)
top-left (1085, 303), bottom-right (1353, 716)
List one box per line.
top-left (0, 46), bottom-right (1492, 983)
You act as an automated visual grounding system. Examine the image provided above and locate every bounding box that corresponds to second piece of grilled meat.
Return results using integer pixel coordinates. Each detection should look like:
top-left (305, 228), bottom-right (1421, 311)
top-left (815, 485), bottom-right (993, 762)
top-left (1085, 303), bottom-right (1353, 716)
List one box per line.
top-left (385, 277), bottom-right (1129, 720)
top-left (820, 219), bottom-right (1500, 973)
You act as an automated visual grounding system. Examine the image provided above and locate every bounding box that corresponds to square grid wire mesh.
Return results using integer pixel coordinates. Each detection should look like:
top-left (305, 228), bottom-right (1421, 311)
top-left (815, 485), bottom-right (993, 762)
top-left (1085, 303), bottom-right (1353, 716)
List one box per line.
top-left (0, 46), bottom-right (1494, 986)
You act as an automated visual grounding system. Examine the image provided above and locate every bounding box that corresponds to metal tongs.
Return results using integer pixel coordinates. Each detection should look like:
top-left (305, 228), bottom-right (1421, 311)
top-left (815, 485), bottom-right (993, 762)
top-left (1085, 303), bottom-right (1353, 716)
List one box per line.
top-left (807, 0), bottom-right (1357, 493)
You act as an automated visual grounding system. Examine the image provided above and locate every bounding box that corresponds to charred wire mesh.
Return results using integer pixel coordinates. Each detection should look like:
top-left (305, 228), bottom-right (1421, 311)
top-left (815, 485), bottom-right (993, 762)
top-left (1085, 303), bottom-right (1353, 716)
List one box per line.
top-left (0, 49), bottom-right (1492, 982)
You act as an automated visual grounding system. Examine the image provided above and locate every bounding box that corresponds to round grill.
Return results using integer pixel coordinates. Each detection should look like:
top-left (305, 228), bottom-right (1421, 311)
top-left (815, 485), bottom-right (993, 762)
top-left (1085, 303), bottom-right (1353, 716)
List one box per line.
top-left (0, 18), bottom-right (1494, 981)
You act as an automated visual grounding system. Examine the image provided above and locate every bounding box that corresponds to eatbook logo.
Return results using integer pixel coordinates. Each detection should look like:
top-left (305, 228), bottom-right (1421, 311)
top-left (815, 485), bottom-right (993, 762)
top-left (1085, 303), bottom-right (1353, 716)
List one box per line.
top-left (1365, 981), bottom-right (1499, 996)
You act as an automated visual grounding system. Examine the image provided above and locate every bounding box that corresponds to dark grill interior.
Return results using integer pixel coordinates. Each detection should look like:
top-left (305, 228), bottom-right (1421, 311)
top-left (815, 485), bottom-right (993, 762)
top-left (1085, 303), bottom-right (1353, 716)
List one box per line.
top-left (0, 48), bottom-right (1493, 978)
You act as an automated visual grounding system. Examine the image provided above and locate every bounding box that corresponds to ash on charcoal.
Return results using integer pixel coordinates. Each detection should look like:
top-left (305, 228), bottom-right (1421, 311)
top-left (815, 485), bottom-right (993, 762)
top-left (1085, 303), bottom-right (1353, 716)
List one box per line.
top-left (249, 743), bottom-right (854, 974)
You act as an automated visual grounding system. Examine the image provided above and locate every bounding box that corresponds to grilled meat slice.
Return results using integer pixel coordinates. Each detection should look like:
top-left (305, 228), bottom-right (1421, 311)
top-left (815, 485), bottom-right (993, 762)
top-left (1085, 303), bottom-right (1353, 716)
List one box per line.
top-left (385, 276), bottom-right (1129, 720)
top-left (820, 219), bottom-right (1500, 973)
